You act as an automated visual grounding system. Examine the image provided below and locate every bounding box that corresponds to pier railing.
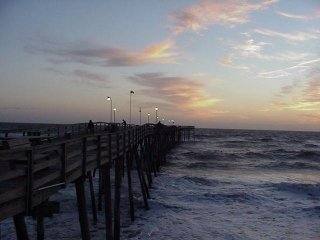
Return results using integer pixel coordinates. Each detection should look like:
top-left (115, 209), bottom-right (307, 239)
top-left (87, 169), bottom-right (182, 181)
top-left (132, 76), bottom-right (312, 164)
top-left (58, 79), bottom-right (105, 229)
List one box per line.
top-left (0, 123), bottom-right (194, 240)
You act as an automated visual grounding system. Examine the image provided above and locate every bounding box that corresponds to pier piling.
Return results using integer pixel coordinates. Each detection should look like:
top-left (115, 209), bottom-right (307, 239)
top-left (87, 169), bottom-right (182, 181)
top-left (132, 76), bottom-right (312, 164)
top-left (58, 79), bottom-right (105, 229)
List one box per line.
top-left (0, 123), bottom-right (194, 240)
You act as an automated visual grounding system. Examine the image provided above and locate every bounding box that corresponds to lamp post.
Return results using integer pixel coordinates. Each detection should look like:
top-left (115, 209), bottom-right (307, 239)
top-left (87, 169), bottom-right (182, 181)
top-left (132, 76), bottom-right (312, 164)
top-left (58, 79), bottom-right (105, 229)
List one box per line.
top-left (113, 108), bottom-right (117, 123)
top-left (139, 107), bottom-right (142, 125)
top-left (155, 107), bottom-right (158, 123)
top-left (130, 90), bottom-right (134, 124)
top-left (106, 96), bottom-right (112, 123)
top-left (147, 113), bottom-right (150, 124)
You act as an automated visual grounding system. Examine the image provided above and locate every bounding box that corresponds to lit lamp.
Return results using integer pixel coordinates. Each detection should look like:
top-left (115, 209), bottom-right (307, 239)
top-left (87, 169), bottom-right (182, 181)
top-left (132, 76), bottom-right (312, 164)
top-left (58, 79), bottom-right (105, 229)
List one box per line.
top-left (130, 90), bottom-right (134, 124)
top-left (155, 107), bottom-right (158, 123)
top-left (113, 108), bottom-right (117, 123)
top-left (147, 113), bottom-right (150, 124)
top-left (106, 96), bottom-right (112, 123)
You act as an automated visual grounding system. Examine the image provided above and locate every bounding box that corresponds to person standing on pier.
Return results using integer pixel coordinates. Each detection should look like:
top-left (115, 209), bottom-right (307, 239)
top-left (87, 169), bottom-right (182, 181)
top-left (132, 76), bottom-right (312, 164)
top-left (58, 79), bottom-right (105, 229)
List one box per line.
top-left (87, 120), bottom-right (94, 134)
top-left (122, 119), bottom-right (127, 129)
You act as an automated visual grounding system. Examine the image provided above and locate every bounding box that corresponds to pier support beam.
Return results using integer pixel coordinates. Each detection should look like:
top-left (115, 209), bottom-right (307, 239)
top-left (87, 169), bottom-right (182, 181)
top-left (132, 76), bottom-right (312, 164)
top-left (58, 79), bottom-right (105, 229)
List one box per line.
top-left (126, 151), bottom-right (134, 221)
top-left (113, 159), bottom-right (122, 240)
top-left (13, 213), bottom-right (29, 240)
top-left (36, 214), bottom-right (44, 240)
top-left (103, 162), bottom-right (113, 240)
top-left (135, 150), bottom-right (149, 210)
top-left (88, 171), bottom-right (97, 225)
top-left (75, 176), bottom-right (91, 240)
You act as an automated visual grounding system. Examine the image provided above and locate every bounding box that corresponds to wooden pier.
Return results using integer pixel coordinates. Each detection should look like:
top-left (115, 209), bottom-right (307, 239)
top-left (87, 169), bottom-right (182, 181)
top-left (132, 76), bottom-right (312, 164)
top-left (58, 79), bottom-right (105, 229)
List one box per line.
top-left (0, 122), bottom-right (194, 240)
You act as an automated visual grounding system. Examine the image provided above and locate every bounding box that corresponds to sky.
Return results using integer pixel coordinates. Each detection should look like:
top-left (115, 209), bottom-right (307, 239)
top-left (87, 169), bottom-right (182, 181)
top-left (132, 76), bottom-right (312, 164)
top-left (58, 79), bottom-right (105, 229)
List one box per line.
top-left (0, 0), bottom-right (319, 131)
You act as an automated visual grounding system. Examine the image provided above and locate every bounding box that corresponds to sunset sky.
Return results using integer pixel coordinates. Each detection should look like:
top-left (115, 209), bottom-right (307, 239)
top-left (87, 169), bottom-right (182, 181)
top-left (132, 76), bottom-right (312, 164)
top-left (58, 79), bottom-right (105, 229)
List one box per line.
top-left (0, 0), bottom-right (319, 130)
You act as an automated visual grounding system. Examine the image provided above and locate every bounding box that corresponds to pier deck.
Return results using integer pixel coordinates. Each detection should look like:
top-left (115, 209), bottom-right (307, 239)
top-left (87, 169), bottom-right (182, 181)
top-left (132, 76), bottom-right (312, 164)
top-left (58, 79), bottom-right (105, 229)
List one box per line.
top-left (0, 122), bottom-right (194, 240)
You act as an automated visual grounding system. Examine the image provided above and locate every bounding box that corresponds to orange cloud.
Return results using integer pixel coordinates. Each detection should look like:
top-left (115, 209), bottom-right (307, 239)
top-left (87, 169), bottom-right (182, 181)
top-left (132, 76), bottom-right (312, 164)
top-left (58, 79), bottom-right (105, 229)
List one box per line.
top-left (27, 39), bottom-right (179, 67)
top-left (129, 73), bottom-right (221, 118)
top-left (171, 0), bottom-right (277, 34)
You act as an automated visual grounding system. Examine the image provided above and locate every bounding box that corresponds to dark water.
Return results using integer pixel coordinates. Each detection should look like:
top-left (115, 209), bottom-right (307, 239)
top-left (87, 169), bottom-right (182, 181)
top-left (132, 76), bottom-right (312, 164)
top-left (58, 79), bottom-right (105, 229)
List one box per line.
top-left (120, 128), bottom-right (320, 240)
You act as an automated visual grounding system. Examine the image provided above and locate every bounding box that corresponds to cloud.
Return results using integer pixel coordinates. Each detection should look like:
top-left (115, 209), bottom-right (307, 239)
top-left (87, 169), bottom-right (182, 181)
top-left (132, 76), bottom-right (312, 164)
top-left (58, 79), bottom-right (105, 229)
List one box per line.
top-left (303, 68), bottom-right (320, 103)
top-left (27, 39), bottom-right (179, 67)
top-left (219, 55), bottom-right (249, 71)
top-left (73, 69), bottom-right (109, 88)
top-left (128, 72), bottom-right (221, 117)
top-left (273, 68), bottom-right (320, 112)
top-left (278, 81), bottom-right (299, 96)
top-left (276, 11), bottom-right (320, 20)
top-left (254, 28), bottom-right (320, 42)
top-left (170, 0), bottom-right (277, 34)
top-left (259, 58), bottom-right (320, 78)
top-left (223, 37), bottom-right (311, 69)
top-left (232, 39), bottom-right (268, 58)
top-left (45, 67), bottom-right (110, 88)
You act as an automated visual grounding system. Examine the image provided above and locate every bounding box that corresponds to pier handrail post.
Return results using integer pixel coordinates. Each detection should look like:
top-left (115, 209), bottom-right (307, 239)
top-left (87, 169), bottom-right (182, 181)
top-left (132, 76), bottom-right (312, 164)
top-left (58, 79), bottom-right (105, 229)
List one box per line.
top-left (114, 132), bottom-right (122, 240)
top-left (60, 143), bottom-right (67, 184)
top-left (82, 137), bottom-right (87, 176)
top-left (96, 135), bottom-right (102, 211)
top-left (104, 133), bottom-right (113, 240)
top-left (26, 148), bottom-right (34, 216)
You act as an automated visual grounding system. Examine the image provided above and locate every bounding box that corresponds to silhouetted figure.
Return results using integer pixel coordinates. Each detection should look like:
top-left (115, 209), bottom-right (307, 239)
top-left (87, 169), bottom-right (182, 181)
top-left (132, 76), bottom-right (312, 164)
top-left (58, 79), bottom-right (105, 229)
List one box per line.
top-left (155, 121), bottom-right (164, 135)
top-left (122, 119), bottom-right (127, 129)
top-left (88, 120), bottom-right (94, 134)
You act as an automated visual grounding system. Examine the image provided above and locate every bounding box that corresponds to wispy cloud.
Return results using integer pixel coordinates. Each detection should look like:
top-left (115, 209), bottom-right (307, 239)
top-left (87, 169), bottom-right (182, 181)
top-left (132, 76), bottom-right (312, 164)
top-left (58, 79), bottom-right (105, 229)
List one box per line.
top-left (232, 39), bottom-right (268, 58)
top-left (273, 67), bottom-right (320, 112)
top-left (254, 28), bottom-right (320, 42)
top-left (303, 68), bottom-right (320, 103)
top-left (259, 58), bottom-right (320, 79)
top-left (219, 55), bottom-right (249, 71)
top-left (170, 0), bottom-right (277, 34)
top-left (129, 72), bottom-right (221, 117)
top-left (73, 69), bottom-right (109, 88)
top-left (45, 67), bottom-right (110, 88)
top-left (223, 37), bottom-right (311, 68)
top-left (276, 11), bottom-right (320, 20)
top-left (27, 39), bottom-right (179, 67)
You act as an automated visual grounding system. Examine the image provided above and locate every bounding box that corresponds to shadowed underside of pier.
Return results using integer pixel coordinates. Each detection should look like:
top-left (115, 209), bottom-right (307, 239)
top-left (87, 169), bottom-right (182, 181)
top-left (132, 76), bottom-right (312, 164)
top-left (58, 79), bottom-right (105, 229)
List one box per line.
top-left (0, 123), bottom-right (194, 240)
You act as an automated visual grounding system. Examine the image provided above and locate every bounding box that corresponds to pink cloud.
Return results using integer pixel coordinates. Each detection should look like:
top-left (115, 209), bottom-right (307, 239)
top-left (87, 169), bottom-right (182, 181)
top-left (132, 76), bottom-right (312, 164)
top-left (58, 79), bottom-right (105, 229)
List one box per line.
top-left (171, 0), bottom-right (277, 34)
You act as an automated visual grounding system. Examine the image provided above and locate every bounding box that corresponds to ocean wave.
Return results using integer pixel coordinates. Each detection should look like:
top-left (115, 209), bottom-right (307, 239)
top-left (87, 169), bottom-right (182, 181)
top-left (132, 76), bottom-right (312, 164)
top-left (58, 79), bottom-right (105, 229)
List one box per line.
top-left (267, 182), bottom-right (320, 197)
top-left (295, 150), bottom-right (320, 160)
top-left (181, 176), bottom-right (219, 187)
top-left (304, 143), bottom-right (318, 148)
top-left (244, 151), bottom-right (268, 158)
top-left (259, 137), bottom-right (274, 142)
top-left (202, 192), bottom-right (259, 203)
top-left (186, 161), bottom-right (234, 170)
top-left (157, 201), bottom-right (190, 212)
top-left (258, 161), bottom-right (320, 170)
top-left (302, 206), bottom-right (320, 215)
top-left (182, 150), bottom-right (240, 161)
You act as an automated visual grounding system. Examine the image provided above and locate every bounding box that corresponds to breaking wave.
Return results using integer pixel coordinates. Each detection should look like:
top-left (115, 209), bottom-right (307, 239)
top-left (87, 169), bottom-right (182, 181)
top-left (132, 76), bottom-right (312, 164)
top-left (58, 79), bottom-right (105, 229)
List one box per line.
top-left (267, 182), bottom-right (320, 197)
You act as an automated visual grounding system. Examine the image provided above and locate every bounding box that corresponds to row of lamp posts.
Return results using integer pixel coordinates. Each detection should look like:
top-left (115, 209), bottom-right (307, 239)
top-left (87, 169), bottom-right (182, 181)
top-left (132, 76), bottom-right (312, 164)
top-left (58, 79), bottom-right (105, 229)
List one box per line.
top-left (106, 92), bottom-right (174, 125)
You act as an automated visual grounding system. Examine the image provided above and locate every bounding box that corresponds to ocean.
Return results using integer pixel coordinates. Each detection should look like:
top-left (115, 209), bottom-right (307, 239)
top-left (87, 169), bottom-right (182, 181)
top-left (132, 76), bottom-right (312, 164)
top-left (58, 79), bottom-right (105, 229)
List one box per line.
top-left (1, 128), bottom-right (320, 239)
top-left (121, 128), bottom-right (320, 239)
